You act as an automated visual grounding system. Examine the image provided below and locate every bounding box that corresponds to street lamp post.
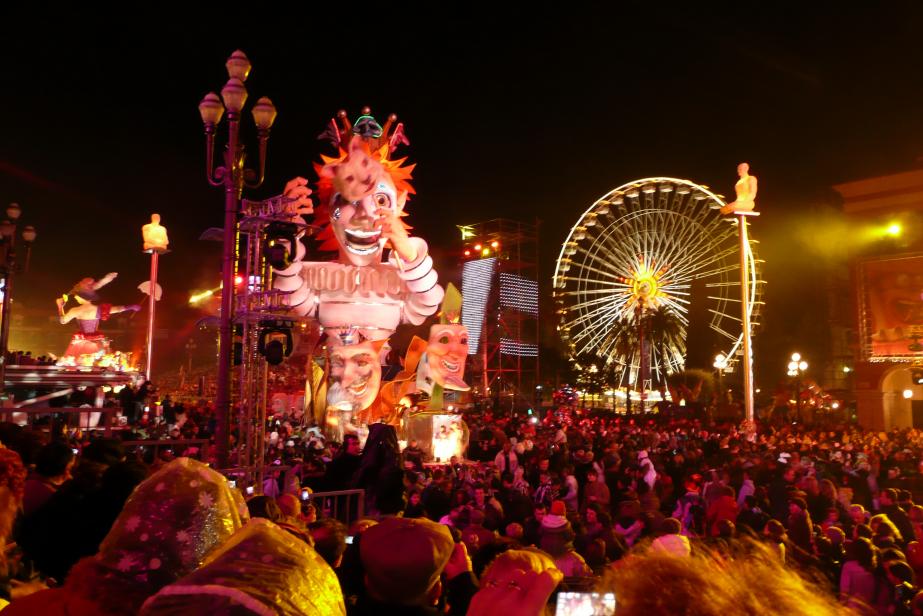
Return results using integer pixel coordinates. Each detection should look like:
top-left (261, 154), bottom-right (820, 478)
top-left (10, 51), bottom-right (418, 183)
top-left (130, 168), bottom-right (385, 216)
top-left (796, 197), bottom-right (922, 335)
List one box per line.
top-left (199, 50), bottom-right (278, 469)
top-left (713, 353), bottom-right (727, 415)
top-left (0, 203), bottom-right (36, 397)
top-left (787, 352), bottom-right (808, 423)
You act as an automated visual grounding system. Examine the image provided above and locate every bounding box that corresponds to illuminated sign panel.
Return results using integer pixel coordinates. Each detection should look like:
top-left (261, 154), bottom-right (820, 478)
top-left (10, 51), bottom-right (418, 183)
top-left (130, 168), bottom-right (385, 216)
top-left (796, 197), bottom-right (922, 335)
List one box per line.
top-left (462, 258), bottom-right (496, 355)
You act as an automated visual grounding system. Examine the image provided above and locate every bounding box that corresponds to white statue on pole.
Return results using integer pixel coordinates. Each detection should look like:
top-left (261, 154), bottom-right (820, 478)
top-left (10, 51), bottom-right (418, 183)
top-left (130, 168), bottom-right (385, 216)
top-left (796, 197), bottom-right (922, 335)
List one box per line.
top-left (720, 163), bottom-right (758, 215)
top-left (142, 214), bottom-right (170, 253)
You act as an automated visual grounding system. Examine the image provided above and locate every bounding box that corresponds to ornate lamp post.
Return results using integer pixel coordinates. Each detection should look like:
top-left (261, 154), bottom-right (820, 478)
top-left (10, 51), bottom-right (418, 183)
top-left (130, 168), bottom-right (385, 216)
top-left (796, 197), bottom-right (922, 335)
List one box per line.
top-left (0, 203), bottom-right (36, 395)
top-left (199, 50), bottom-right (277, 468)
top-left (787, 352), bottom-right (808, 422)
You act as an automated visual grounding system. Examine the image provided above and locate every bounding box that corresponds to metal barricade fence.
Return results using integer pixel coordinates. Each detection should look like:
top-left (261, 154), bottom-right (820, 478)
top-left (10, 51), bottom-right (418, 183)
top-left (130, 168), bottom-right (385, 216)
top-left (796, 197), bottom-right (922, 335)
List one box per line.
top-left (308, 489), bottom-right (365, 527)
top-left (0, 406), bottom-right (118, 435)
top-left (121, 439), bottom-right (209, 461)
top-left (217, 466), bottom-right (366, 527)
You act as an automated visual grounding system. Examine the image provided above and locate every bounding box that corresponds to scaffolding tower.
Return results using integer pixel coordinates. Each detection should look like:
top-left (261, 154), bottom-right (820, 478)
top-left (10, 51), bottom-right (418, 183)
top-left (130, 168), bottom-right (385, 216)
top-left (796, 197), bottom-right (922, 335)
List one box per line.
top-left (460, 219), bottom-right (540, 412)
top-left (233, 195), bottom-right (307, 488)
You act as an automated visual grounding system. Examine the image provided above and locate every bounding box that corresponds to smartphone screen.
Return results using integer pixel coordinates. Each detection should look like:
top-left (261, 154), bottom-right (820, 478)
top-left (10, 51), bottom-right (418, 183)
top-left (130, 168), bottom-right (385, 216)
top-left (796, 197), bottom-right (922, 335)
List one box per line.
top-left (555, 592), bottom-right (616, 616)
top-left (345, 535), bottom-right (354, 545)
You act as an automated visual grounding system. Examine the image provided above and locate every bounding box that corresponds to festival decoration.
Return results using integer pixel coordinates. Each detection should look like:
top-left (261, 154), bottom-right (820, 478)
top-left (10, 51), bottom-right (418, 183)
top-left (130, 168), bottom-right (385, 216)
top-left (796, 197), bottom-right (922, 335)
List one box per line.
top-left (56, 272), bottom-right (140, 370)
top-left (272, 109), bottom-right (444, 344)
top-left (324, 335), bottom-right (385, 442)
top-left (378, 285), bottom-right (472, 460)
top-left (141, 214), bottom-right (169, 380)
top-left (719, 162), bottom-right (758, 215)
top-left (273, 108), bottom-right (446, 442)
top-left (416, 284), bottom-right (470, 407)
top-left (142, 213), bottom-right (170, 252)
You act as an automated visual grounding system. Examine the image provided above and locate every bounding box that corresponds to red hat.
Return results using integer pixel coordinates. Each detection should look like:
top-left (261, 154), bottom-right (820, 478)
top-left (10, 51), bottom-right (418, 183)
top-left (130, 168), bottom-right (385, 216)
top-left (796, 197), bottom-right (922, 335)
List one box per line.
top-left (550, 500), bottom-right (566, 517)
top-left (360, 517), bottom-right (454, 604)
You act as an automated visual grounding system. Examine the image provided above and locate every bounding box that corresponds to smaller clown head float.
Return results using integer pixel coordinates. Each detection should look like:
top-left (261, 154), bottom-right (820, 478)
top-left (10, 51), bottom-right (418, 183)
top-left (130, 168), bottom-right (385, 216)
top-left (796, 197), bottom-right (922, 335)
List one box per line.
top-left (417, 284), bottom-right (470, 396)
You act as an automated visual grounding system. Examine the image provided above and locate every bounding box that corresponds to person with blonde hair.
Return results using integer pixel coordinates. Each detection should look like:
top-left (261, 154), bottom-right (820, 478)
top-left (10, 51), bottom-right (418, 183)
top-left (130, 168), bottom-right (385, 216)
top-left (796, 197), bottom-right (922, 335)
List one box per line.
top-left (870, 513), bottom-right (904, 548)
top-left (606, 540), bottom-right (844, 616)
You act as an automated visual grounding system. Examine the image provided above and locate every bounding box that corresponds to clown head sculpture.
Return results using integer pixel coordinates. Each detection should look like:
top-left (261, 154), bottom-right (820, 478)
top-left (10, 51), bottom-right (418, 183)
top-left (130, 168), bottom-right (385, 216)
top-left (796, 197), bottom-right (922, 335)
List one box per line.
top-left (423, 325), bottom-right (470, 392)
top-left (417, 284), bottom-right (471, 395)
top-left (327, 338), bottom-right (383, 413)
top-left (314, 112), bottom-right (416, 268)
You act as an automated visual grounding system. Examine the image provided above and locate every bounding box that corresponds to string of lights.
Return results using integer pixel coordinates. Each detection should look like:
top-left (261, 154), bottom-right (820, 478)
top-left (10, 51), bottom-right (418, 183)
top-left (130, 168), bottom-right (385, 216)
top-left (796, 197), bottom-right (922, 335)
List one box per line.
top-left (500, 338), bottom-right (539, 357)
top-left (499, 273), bottom-right (538, 316)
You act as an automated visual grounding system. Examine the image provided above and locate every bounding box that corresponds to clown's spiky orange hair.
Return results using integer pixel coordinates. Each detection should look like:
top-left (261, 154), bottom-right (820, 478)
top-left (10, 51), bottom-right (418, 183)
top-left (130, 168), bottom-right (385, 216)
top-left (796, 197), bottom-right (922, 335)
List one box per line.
top-left (313, 144), bottom-right (415, 252)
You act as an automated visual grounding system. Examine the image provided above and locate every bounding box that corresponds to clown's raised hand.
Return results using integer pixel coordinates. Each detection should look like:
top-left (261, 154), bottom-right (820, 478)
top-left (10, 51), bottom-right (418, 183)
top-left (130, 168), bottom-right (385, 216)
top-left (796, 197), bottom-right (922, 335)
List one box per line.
top-left (375, 206), bottom-right (416, 262)
top-left (283, 177), bottom-right (313, 215)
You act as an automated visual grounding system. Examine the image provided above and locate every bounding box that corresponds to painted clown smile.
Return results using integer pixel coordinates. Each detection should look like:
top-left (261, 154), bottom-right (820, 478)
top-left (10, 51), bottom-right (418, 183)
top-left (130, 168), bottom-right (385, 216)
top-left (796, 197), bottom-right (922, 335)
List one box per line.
top-left (344, 228), bottom-right (382, 255)
top-left (441, 358), bottom-right (461, 373)
top-left (348, 379), bottom-right (369, 397)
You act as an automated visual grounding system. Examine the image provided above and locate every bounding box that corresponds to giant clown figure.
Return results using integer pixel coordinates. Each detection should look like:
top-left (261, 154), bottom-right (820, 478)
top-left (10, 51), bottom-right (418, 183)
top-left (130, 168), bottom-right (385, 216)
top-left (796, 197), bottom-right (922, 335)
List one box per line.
top-left (272, 111), bottom-right (444, 345)
top-left (273, 110), bottom-right (444, 438)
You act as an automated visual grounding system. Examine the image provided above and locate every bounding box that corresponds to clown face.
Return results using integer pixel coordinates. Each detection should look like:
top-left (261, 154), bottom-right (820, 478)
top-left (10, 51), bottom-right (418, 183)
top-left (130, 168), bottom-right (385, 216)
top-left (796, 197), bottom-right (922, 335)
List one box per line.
top-left (426, 324), bottom-right (470, 391)
top-left (330, 178), bottom-right (398, 267)
top-left (327, 341), bottom-right (382, 412)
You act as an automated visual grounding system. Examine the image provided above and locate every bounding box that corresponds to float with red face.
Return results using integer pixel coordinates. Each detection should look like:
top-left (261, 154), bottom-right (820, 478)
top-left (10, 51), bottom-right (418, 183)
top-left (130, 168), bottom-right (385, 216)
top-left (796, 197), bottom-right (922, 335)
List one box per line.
top-left (425, 324), bottom-right (470, 392)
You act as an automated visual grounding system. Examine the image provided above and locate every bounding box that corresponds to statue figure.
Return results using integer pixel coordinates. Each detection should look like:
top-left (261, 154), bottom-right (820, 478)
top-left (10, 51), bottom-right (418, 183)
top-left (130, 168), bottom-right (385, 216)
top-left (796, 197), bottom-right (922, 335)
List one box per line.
top-left (56, 273), bottom-right (140, 368)
top-left (272, 110), bottom-right (444, 344)
top-left (720, 162), bottom-right (758, 215)
top-left (142, 214), bottom-right (170, 252)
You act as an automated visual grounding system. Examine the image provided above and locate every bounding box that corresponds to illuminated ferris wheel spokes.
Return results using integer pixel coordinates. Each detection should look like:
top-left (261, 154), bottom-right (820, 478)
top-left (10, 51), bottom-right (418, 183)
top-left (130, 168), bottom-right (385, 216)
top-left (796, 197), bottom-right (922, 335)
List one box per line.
top-left (553, 178), bottom-right (763, 390)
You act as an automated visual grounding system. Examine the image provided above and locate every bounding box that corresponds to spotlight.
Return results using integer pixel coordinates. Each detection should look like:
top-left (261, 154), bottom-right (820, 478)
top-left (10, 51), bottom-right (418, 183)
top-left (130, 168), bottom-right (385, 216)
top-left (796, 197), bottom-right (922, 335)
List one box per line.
top-left (464, 250), bottom-right (471, 257)
top-left (903, 389), bottom-right (914, 400)
top-left (491, 241), bottom-right (499, 249)
top-left (258, 319), bottom-right (295, 366)
top-left (474, 244), bottom-right (482, 251)
top-left (886, 223), bottom-right (902, 237)
top-left (263, 222), bottom-right (299, 270)
top-left (913, 370), bottom-right (923, 385)
top-left (234, 275), bottom-right (244, 286)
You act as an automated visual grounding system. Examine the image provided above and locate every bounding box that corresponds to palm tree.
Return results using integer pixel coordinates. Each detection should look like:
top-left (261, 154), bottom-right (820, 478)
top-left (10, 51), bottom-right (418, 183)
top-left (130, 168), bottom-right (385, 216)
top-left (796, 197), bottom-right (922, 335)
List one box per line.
top-left (643, 306), bottom-right (686, 387)
top-left (608, 315), bottom-right (638, 414)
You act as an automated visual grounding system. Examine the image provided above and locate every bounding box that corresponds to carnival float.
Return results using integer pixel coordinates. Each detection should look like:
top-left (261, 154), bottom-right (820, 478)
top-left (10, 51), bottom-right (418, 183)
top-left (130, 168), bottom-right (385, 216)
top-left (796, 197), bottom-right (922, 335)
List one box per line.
top-left (272, 109), bottom-right (469, 460)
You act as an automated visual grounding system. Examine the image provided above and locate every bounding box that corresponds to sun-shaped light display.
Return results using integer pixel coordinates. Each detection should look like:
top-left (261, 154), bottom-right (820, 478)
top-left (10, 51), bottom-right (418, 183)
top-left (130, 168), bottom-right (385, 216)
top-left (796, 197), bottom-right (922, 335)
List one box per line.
top-left (618, 258), bottom-right (673, 314)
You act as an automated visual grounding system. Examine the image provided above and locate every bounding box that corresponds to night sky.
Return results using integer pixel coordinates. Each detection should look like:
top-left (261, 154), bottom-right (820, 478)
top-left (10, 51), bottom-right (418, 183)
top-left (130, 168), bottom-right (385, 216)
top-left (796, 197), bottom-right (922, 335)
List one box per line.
top-left (2, 5), bottom-right (923, 385)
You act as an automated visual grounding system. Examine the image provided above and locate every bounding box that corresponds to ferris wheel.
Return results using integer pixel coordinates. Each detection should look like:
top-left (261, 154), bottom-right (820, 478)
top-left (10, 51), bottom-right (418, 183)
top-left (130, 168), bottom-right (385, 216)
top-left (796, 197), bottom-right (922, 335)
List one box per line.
top-left (552, 177), bottom-right (763, 391)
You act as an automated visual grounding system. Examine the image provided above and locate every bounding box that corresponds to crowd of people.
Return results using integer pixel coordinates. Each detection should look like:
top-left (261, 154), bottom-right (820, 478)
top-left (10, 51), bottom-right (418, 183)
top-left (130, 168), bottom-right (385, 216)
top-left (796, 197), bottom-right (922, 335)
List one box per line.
top-left (3, 393), bottom-right (923, 613)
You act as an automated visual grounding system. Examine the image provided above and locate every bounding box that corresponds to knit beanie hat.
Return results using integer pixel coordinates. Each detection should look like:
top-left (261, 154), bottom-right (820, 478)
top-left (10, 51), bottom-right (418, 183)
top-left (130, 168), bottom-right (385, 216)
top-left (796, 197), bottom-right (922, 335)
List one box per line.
top-left (542, 500), bottom-right (568, 529)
